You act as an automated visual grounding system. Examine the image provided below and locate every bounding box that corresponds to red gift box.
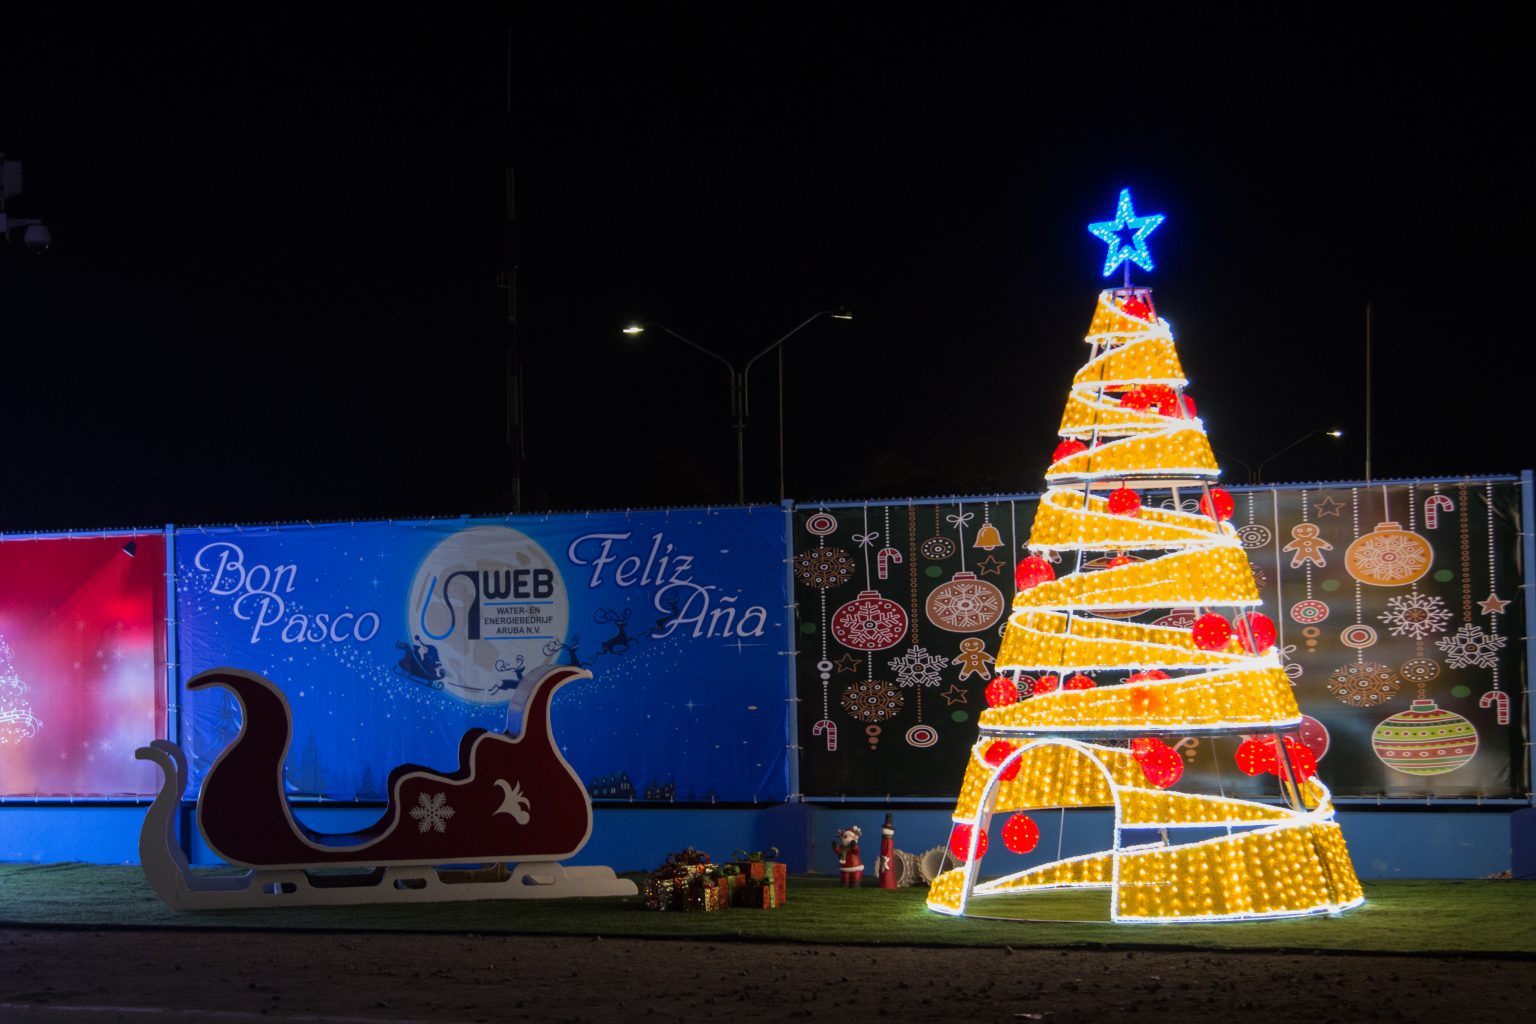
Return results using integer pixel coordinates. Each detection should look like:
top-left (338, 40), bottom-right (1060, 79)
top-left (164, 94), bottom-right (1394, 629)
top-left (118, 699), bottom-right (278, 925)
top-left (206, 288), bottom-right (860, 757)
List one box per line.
top-left (732, 849), bottom-right (787, 904)
top-left (738, 879), bottom-right (779, 909)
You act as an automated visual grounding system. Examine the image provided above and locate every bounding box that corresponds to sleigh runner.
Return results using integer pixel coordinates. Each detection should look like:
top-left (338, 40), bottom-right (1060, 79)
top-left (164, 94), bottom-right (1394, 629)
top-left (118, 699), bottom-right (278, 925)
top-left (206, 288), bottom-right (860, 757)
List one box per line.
top-left (137, 664), bottom-right (636, 909)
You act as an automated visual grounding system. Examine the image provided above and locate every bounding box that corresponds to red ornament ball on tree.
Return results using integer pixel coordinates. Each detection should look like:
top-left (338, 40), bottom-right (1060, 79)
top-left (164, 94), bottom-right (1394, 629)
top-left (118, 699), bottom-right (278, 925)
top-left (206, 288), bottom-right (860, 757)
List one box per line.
top-left (1015, 555), bottom-right (1056, 591)
top-left (1121, 294), bottom-right (1152, 319)
top-left (1062, 672), bottom-right (1096, 690)
top-left (1052, 439), bottom-right (1088, 463)
top-left (984, 676), bottom-right (1018, 708)
top-left (1126, 669), bottom-right (1170, 684)
top-left (1234, 736), bottom-right (1279, 776)
top-left (1138, 744), bottom-right (1184, 789)
top-left (948, 823), bottom-right (988, 861)
top-left (1106, 486), bottom-right (1142, 517)
top-left (1282, 737), bottom-right (1319, 781)
top-left (1032, 673), bottom-right (1060, 695)
top-left (1178, 394), bottom-right (1197, 418)
top-left (1002, 813), bottom-right (1041, 854)
top-left (1199, 487), bottom-right (1235, 521)
top-left (1232, 611), bottom-right (1277, 653)
top-left (1103, 554), bottom-right (1135, 569)
top-left (983, 740), bottom-right (1022, 781)
top-left (1140, 384), bottom-right (1177, 415)
top-left (1119, 388), bottom-right (1155, 411)
top-left (1191, 613), bottom-right (1234, 651)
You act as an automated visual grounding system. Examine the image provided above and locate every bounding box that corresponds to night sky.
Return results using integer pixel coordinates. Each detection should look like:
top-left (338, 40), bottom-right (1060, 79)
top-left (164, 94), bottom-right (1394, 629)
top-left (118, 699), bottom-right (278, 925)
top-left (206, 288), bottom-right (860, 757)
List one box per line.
top-left (2, 12), bottom-right (1524, 534)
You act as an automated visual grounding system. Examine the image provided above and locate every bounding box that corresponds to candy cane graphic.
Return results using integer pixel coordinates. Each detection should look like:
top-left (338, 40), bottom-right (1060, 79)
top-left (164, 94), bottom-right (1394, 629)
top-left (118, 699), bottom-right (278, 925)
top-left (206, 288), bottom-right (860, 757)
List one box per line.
top-left (812, 719), bottom-right (839, 751)
top-left (1425, 494), bottom-right (1455, 529)
top-left (876, 547), bottom-right (903, 580)
top-left (1480, 690), bottom-right (1510, 725)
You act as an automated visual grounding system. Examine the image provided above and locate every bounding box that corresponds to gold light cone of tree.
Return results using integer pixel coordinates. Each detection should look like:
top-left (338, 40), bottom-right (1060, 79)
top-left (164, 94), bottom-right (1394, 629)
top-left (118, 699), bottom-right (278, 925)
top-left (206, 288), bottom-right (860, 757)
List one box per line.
top-left (927, 285), bottom-right (1364, 922)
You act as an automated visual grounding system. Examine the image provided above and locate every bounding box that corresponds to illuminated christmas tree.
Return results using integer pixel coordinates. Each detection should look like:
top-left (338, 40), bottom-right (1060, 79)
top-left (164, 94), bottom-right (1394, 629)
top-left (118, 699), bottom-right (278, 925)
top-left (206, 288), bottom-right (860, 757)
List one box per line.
top-left (927, 190), bottom-right (1363, 923)
top-left (0, 636), bottom-right (43, 747)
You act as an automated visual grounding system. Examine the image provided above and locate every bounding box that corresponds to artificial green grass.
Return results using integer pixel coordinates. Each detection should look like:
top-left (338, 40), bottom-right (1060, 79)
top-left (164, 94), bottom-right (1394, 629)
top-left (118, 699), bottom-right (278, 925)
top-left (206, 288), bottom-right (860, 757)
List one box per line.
top-left (1, 863), bottom-right (1532, 957)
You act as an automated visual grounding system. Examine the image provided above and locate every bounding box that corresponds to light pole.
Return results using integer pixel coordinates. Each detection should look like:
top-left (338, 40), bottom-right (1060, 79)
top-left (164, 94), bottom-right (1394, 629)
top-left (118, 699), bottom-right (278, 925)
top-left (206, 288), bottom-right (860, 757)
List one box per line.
top-left (623, 308), bottom-right (851, 503)
top-left (1225, 429), bottom-right (1342, 485)
top-left (751, 309), bottom-right (852, 503)
top-left (0, 154), bottom-right (52, 251)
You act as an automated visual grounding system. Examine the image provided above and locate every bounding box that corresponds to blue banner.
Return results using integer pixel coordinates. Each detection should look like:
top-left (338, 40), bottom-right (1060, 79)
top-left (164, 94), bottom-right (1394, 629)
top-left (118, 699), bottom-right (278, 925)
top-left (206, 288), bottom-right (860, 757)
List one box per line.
top-left (176, 508), bottom-right (790, 803)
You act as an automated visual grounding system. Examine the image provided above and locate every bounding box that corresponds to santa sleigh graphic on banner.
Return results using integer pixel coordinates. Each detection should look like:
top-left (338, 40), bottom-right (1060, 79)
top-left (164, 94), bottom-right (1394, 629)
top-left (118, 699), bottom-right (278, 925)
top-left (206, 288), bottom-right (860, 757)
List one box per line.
top-left (136, 664), bottom-right (635, 908)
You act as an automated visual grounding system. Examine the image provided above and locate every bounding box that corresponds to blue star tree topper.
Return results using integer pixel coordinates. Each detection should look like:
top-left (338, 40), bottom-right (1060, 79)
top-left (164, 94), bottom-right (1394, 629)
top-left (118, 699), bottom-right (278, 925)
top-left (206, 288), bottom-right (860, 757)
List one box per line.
top-left (1088, 188), bottom-right (1165, 279)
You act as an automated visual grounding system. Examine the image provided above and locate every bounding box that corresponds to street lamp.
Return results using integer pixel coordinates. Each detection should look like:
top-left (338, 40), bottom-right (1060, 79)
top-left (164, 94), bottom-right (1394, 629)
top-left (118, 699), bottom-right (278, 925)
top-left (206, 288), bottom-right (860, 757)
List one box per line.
top-left (0, 154), bottom-right (51, 251)
top-left (623, 308), bottom-right (851, 503)
top-left (1223, 429), bottom-right (1343, 484)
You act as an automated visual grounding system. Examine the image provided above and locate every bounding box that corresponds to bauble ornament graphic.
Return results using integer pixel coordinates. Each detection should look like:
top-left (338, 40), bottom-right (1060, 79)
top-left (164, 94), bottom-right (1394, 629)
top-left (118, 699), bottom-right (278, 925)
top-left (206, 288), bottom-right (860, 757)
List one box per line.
top-left (830, 590), bottom-right (909, 651)
top-left (926, 571), bottom-right (1006, 633)
top-left (1371, 699), bottom-right (1478, 776)
top-left (1345, 521), bottom-right (1433, 586)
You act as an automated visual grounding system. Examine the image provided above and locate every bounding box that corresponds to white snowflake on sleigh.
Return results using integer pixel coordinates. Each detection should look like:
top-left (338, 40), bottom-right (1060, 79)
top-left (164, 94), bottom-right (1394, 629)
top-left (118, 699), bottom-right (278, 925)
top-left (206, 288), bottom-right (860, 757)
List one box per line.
top-left (409, 791), bottom-right (456, 833)
top-left (1435, 623), bottom-right (1507, 670)
top-left (1378, 593), bottom-right (1452, 640)
top-left (889, 645), bottom-right (947, 688)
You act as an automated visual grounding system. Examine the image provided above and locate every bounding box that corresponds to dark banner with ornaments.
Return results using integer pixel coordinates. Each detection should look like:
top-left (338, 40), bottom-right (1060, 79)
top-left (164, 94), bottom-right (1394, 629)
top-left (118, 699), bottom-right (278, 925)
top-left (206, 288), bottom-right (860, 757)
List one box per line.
top-left (792, 479), bottom-right (1527, 800)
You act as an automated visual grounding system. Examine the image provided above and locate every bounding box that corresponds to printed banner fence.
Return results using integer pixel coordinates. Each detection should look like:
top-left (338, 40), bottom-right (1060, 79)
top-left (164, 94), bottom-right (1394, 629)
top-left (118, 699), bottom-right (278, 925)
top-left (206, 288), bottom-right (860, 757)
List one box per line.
top-left (0, 477), bottom-right (1528, 807)
top-left (175, 508), bottom-right (792, 804)
top-left (792, 479), bottom-right (1528, 800)
top-left (0, 533), bottom-right (168, 797)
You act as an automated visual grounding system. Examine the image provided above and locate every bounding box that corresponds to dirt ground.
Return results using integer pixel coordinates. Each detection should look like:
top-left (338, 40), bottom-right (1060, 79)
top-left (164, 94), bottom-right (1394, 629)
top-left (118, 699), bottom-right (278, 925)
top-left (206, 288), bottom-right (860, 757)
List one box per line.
top-left (2, 929), bottom-right (1532, 1023)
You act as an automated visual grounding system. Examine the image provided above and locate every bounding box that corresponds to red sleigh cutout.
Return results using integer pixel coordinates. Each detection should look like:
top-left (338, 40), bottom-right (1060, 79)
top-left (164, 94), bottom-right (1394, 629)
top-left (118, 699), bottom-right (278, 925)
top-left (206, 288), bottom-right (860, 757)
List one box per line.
top-left (136, 664), bottom-right (636, 908)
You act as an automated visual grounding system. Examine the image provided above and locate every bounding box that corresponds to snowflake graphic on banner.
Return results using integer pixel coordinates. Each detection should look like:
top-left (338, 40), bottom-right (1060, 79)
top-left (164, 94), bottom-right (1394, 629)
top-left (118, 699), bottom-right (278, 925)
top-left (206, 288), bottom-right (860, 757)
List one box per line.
top-left (841, 678), bottom-right (905, 722)
top-left (1378, 593), bottom-right (1452, 640)
top-left (1435, 623), bottom-right (1507, 670)
top-left (409, 791), bottom-right (455, 833)
top-left (889, 645), bottom-right (947, 688)
top-left (793, 547), bottom-right (856, 590)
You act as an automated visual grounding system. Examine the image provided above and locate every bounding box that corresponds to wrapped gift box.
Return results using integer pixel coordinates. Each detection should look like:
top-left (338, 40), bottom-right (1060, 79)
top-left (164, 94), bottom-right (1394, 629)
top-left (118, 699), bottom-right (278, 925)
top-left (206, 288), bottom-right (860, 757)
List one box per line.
top-left (643, 875), bottom-right (686, 911)
top-left (732, 849), bottom-right (787, 904)
top-left (737, 878), bottom-right (779, 909)
top-left (643, 859), bottom-right (734, 912)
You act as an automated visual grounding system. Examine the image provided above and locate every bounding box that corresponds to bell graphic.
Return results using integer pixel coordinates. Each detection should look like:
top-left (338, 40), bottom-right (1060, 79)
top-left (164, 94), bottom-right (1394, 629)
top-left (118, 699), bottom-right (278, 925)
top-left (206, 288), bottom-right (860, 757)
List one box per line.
top-left (973, 520), bottom-right (1003, 550)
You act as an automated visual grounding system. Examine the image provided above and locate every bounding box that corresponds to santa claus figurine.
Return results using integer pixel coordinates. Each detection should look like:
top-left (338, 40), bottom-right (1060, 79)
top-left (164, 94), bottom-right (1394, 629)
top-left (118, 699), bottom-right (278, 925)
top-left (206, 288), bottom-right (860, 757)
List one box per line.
top-left (832, 825), bottom-right (863, 887)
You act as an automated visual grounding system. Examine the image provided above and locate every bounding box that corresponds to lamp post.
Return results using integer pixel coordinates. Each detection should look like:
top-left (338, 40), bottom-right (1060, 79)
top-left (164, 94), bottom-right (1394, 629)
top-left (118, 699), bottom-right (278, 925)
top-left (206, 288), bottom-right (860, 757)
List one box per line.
top-left (623, 309), bottom-right (851, 503)
top-left (1224, 429), bottom-right (1343, 485)
top-left (0, 154), bottom-right (52, 251)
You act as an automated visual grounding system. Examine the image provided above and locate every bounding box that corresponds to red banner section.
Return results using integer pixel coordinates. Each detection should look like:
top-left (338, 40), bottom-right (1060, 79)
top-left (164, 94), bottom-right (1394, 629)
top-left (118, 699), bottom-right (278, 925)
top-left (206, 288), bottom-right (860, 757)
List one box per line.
top-left (0, 534), bottom-right (168, 797)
